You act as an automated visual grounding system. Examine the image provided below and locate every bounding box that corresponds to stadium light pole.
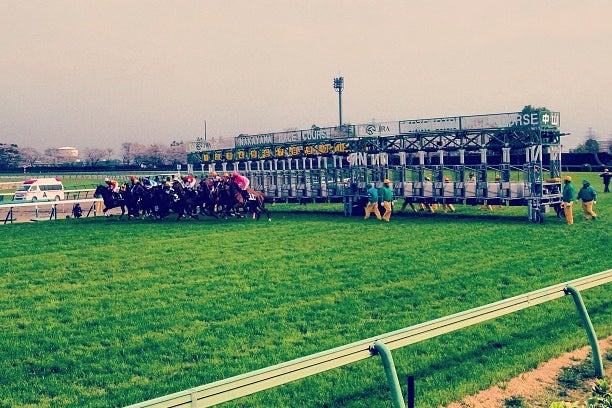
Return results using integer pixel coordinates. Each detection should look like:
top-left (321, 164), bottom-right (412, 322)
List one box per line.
top-left (333, 76), bottom-right (344, 129)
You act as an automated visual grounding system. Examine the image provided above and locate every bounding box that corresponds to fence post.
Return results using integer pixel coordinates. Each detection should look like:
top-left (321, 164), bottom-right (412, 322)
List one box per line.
top-left (407, 375), bottom-right (415, 408)
top-left (564, 285), bottom-right (604, 377)
top-left (373, 340), bottom-right (406, 408)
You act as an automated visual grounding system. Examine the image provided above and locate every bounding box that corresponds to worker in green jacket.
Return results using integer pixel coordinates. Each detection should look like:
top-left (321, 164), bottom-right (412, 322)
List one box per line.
top-left (379, 179), bottom-right (394, 222)
top-left (561, 175), bottom-right (575, 225)
top-left (577, 179), bottom-right (597, 220)
top-left (364, 183), bottom-right (382, 220)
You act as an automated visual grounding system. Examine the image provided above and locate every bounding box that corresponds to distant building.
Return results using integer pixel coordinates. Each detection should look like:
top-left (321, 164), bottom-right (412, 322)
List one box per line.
top-left (51, 146), bottom-right (80, 163)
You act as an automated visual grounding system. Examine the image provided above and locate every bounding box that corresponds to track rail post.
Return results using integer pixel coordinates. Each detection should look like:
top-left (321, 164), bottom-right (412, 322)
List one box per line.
top-left (373, 340), bottom-right (406, 408)
top-left (564, 285), bottom-right (604, 377)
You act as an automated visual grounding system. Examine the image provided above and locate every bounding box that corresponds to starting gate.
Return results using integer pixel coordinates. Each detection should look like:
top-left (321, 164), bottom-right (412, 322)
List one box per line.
top-left (190, 107), bottom-right (565, 222)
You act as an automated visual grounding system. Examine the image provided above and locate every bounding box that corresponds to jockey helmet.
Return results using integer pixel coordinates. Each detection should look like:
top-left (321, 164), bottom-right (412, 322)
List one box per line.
top-left (104, 177), bottom-right (110, 182)
top-left (164, 181), bottom-right (171, 187)
top-left (211, 171), bottom-right (217, 177)
top-left (223, 172), bottom-right (229, 177)
top-left (564, 175), bottom-right (572, 182)
top-left (129, 175), bottom-right (135, 181)
top-left (383, 178), bottom-right (391, 184)
top-left (231, 171), bottom-right (239, 178)
top-left (444, 176), bottom-right (450, 182)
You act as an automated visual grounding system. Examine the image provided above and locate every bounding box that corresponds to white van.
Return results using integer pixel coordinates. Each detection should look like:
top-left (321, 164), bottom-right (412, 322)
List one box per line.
top-left (14, 178), bottom-right (65, 201)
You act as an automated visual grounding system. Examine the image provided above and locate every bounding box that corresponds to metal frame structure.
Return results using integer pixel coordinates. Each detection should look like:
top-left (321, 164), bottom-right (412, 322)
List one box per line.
top-left (191, 108), bottom-right (566, 222)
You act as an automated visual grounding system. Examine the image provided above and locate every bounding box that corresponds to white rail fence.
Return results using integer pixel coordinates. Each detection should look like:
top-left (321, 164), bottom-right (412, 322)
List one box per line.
top-left (0, 197), bottom-right (102, 224)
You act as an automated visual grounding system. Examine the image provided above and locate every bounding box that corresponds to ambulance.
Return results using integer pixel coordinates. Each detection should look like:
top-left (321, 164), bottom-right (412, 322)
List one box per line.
top-left (14, 178), bottom-right (65, 201)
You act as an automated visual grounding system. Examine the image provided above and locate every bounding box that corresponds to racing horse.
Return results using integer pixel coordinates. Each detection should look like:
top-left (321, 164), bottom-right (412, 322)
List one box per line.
top-left (123, 182), bottom-right (147, 219)
top-left (221, 179), bottom-right (271, 221)
top-left (196, 178), bottom-right (219, 218)
top-left (213, 178), bottom-right (245, 219)
top-left (170, 180), bottom-right (199, 221)
top-left (94, 185), bottom-right (127, 219)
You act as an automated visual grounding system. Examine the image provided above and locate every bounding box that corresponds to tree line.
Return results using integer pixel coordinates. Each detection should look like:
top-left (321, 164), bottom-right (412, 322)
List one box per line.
top-left (0, 141), bottom-right (188, 170)
top-left (1, 134), bottom-right (610, 170)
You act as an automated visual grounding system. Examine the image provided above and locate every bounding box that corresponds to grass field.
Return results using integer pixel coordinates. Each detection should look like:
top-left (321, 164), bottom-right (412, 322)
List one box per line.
top-left (0, 172), bottom-right (610, 408)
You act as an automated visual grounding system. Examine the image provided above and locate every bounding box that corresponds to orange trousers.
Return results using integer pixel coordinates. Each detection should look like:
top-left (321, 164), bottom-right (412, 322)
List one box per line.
top-left (364, 202), bottom-right (381, 220)
top-left (581, 201), bottom-right (597, 220)
top-left (562, 202), bottom-right (573, 225)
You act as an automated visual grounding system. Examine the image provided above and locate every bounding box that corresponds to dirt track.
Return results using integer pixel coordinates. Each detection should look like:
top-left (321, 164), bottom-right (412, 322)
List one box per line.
top-left (0, 201), bottom-right (121, 224)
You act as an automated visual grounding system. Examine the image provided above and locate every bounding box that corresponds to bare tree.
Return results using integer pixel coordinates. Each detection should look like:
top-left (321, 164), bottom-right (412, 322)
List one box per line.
top-left (84, 148), bottom-right (106, 166)
top-left (167, 141), bottom-right (186, 165)
top-left (104, 148), bottom-right (113, 162)
top-left (121, 142), bottom-right (134, 165)
top-left (19, 147), bottom-right (42, 166)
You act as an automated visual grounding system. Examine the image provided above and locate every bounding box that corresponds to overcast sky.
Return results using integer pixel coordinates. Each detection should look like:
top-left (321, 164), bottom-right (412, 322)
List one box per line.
top-left (1, 0), bottom-right (611, 155)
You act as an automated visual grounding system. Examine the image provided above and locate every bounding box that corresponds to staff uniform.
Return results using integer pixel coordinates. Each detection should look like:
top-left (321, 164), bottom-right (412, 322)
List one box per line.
top-left (379, 180), bottom-right (394, 222)
top-left (364, 184), bottom-right (382, 220)
top-left (577, 180), bottom-right (597, 220)
top-left (599, 169), bottom-right (611, 193)
top-left (561, 177), bottom-right (575, 225)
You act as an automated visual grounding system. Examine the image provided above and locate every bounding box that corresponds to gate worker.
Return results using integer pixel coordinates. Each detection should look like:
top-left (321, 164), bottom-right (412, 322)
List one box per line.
top-left (72, 203), bottom-right (82, 219)
top-left (364, 183), bottom-right (382, 220)
top-left (599, 169), bottom-right (611, 193)
top-left (561, 175), bottom-right (575, 225)
top-left (577, 179), bottom-right (598, 220)
top-left (380, 179), bottom-right (394, 222)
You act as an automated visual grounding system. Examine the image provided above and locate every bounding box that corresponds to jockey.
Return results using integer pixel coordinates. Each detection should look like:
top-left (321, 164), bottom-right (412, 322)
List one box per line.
top-left (130, 177), bottom-right (143, 194)
top-left (142, 176), bottom-right (157, 189)
top-left (206, 171), bottom-right (219, 188)
top-left (163, 181), bottom-right (178, 201)
top-left (105, 177), bottom-right (122, 200)
top-left (231, 171), bottom-right (250, 201)
top-left (231, 171), bottom-right (250, 190)
top-left (129, 175), bottom-right (140, 187)
top-left (182, 174), bottom-right (196, 189)
top-left (105, 177), bottom-right (119, 193)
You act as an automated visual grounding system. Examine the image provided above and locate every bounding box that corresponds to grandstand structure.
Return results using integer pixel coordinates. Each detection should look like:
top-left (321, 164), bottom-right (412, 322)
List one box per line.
top-left (189, 107), bottom-right (565, 222)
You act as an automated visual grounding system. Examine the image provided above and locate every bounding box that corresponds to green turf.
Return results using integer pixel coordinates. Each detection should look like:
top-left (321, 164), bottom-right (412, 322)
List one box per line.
top-left (0, 174), bottom-right (610, 408)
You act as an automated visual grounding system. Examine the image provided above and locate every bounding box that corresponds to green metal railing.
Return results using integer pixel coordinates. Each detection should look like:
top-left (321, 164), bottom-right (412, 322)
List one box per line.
top-left (124, 270), bottom-right (611, 408)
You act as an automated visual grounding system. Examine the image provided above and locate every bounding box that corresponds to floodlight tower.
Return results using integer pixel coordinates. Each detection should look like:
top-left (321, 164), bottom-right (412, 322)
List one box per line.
top-left (333, 76), bottom-right (344, 129)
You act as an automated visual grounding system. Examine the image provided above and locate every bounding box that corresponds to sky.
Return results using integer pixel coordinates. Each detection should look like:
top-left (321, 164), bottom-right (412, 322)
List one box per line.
top-left (1, 0), bottom-right (612, 155)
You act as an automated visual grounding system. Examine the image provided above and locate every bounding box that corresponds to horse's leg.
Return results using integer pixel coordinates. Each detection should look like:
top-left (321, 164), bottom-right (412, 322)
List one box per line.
top-left (259, 199), bottom-right (271, 221)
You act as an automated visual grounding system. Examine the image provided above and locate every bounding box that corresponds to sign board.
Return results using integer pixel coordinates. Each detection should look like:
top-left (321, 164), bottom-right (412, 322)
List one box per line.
top-left (355, 122), bottom-right (398, 137)
top-left (187, 140), bottom-right (212, 153)
top-left (399, 117), bottom-right (460, 133)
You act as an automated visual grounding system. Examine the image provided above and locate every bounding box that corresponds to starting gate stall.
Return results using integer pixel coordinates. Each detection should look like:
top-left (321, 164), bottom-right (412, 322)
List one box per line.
top-left (191, 107), bottom-right (564, 222)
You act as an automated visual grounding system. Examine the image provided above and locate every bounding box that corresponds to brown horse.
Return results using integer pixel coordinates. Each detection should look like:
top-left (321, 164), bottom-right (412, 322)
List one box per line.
top-left (214, 179), bottom-right (271, 221)
top-left (233, 185), bottom-right (271, 221)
